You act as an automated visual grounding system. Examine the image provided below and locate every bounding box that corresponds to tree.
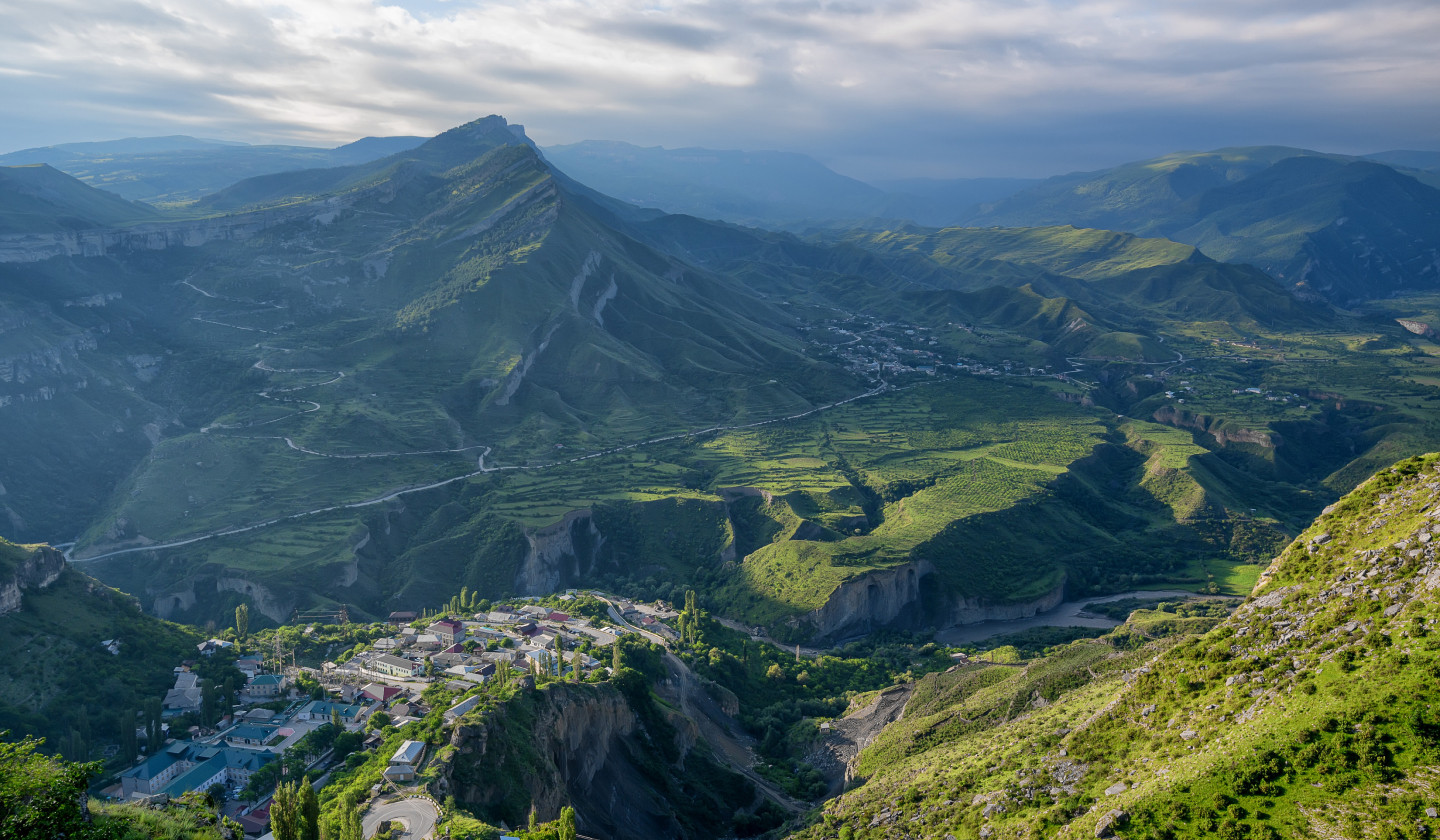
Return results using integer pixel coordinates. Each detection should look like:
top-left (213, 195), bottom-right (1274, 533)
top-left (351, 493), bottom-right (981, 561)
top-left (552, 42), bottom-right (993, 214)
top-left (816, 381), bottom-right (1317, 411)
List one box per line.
top-left (571, 649), bottom-right (582, 681)
top-left (120, 708), bottom-right (137, 762)
top-left (612, 641), bottom-right (622, 673)
top-left (336, 796), bottom-right (364, 840)
top-left (271, 780), bottom-right (303, 840)
top-left (145, 698), bottom-right (164, 753)
top-left (0, 734), bottom-right (99, 839)
top-left (331, 707), bottom-right (342, 730)
top-left (299, 780), bottom-right (321, 840)
top-left (559, 806), bottom-right (577, 840)
top-left (236, 603), bottom-right (250, 642)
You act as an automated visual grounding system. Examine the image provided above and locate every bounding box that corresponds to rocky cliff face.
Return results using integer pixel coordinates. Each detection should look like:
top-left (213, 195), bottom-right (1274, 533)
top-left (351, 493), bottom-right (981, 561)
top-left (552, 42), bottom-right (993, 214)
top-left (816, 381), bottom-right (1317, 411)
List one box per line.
top-left (939, 574), bottom-right (1067, 625)
top-left (0, 196), bottom-right (359, 264)
top-left (807, 560), bottom-right (935, 640)
top-left (804, 562), bottom-right (1068, 641)
top-left (440, 682), bottom-right (707, 839)
top-left (1152, 405), bottom-right (1276, 448)
top-left (0, 542), bottom-right (65, 615)
top-left (514, 510), bottom-right (605, 595)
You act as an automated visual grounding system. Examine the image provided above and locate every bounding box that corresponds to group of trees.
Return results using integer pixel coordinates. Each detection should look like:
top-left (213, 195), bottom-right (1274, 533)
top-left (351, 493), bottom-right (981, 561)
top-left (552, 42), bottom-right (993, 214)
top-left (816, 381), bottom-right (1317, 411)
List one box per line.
top-left (269, 779), bottom-right (320, 840)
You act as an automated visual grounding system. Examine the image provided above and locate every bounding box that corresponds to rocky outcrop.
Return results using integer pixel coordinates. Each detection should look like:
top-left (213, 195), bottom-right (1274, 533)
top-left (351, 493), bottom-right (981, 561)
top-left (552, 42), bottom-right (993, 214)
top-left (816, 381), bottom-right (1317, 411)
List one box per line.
top-left (514, 510), bottom-right (605, 595)
top-left (941, 575), bottom-right (1068, 626)
top-left (805, 564), bottom-right (1068, 641)
top-left (441, 673), bottom-right (763, 840)
top-left (0, 542), bottom-right (65, 615)
top-left (442, 682), bottom-right (637, 819)
top-left (0, 196), bottom-right (361, 264)
top-left (1152, 405), bottom-right (1276, 448)
top-left (808, 561), bottom-right (935, 640)
top-left (216, 577), bottom-right (289, 623)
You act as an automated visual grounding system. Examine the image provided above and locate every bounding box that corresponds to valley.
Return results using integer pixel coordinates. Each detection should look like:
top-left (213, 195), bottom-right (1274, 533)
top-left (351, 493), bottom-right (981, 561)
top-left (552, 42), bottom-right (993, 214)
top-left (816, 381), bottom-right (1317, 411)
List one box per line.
top-left (7, 113), bottom-right (1440, 840)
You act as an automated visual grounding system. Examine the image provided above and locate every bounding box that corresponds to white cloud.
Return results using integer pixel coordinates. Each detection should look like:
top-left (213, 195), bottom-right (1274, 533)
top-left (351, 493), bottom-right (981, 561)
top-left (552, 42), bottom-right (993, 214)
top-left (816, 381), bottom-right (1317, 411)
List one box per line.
top-left (0, 0), bottom-right (1437, 174)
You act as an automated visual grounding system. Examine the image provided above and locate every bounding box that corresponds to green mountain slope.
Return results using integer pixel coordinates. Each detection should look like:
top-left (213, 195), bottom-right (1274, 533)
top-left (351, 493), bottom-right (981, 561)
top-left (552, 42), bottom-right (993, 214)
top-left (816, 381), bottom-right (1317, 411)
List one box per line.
top-left (0, 164), bottom-right (158, 233)
top-left (967, 147), bottom-right (1440, 303)
top-left (0, 537), bottom-right (200, 760)
top-left (792, 453), bottom-right (1440, 840)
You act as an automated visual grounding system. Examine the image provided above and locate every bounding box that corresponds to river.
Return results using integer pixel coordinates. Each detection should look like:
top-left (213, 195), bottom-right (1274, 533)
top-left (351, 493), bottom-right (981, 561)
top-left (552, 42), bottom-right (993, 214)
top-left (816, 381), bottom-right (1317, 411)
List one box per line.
top-left (933, 589), bottom-right (1217, 646)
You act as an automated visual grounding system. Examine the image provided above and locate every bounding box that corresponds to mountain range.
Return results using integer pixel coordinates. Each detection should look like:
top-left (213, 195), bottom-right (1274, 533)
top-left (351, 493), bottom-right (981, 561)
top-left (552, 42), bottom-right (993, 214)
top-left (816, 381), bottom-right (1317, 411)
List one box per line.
top-left (1, 116), bottom-right (1440, 644)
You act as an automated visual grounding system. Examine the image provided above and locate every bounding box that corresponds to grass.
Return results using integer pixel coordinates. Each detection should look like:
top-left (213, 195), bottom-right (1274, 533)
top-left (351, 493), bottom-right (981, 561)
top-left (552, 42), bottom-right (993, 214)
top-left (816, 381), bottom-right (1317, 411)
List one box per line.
top-left (789, 452), bottom-right (1440, 840)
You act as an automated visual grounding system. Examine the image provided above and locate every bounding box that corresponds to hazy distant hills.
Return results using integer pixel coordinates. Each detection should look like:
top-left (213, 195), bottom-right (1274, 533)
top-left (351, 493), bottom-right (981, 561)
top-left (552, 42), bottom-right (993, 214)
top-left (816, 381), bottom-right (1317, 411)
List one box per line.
top-left (0, 134), bottom-right (426, 204)
top-left (963, 146), bottom-right (1440, 303)
top-left (541, 140), bottom-right (1038, 228)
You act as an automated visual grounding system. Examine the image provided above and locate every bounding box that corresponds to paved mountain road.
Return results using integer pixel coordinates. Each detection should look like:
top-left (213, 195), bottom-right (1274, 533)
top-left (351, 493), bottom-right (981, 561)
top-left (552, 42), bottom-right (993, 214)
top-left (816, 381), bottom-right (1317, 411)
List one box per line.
top-left (363, 797), bottom-right (439, 839)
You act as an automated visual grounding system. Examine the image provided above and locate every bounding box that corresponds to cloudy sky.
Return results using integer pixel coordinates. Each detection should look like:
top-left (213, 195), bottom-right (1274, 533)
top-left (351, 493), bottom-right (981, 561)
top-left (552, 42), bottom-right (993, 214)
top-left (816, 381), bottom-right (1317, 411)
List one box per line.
top-left (1, 0), bottom-right (1438, 179)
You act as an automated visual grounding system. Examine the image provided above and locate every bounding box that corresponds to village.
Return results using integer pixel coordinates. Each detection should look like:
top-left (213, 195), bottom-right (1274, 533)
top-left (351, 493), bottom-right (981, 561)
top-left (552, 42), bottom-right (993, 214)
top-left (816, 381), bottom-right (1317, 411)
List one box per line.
top-left (106, 591), bottom-right (679, 836)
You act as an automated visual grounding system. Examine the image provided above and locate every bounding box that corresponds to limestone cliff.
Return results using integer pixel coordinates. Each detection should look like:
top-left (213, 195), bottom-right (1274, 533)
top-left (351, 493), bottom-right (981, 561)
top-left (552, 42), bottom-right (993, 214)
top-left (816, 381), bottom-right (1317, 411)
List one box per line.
top-left (804, 563), bottom-right (1068, 641)
top-left (514, 510), bottom-right (605, 595)
top-left (0, 540), bottom-right (65, 615)
top-left (0, 195), bottom-right (361, 264)
top-left (1152, 405), bottom-right (1277, 448)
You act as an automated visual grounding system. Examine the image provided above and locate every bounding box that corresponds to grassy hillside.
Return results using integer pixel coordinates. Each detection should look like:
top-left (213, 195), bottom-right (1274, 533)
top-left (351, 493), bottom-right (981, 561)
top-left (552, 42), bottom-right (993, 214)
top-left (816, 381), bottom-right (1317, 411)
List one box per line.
top-left (789, 453), bottom-right (1440, 839)
top-left (0, 537), bottom-right (201, 763)
top-left (0, 164), bottom-right (158, 233)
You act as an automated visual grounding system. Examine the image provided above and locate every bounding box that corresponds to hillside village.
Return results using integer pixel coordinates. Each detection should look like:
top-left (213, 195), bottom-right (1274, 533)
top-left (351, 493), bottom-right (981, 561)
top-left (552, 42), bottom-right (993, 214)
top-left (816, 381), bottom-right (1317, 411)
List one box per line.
top-left (108, 591), bottom-right (677, 836)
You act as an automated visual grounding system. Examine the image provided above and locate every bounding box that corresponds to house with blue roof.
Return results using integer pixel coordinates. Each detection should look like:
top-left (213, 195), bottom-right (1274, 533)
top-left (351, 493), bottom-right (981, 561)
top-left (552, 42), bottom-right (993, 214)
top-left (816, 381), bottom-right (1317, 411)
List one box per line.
top-left (225, 724), bottom-right (278, 747)
top-left (295, 699), bottom-right (365, 724)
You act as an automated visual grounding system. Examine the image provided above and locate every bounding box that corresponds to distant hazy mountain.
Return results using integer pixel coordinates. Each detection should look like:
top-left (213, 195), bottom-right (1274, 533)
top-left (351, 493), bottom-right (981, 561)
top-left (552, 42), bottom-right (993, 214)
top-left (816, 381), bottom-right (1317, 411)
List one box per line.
top-left (0, 134), bottom-right (426, 204)
top-left (964, 146), bottom-right (1440, 302)
top-left (1365, 149), bottom-right (1440, 172)
top-left (541, 140), bottom-right (1034, 228)
top-left (867, 177), bottom-right (1040, 226)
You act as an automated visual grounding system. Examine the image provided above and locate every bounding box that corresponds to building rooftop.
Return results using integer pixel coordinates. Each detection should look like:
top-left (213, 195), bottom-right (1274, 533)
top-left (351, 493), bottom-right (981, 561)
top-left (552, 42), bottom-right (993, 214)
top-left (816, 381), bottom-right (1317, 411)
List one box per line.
top-left (390, 740), bottom-right (425, 766)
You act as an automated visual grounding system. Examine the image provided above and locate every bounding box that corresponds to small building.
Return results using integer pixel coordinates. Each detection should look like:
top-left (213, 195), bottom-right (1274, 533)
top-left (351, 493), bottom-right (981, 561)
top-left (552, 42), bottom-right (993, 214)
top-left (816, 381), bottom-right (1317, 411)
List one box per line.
top-left (361, 683), bottom-right (403, 704)
top-left (295, 700), bottom-right (365, 724)
top-left (388, 611), bottom-right (419, 625)
top-left (426, 619), bottom-right (464, 647)
top-left (246, 674), bottom-right (285, 698)
top-left (196, 639), bottom-right (234, 656)
top-left (444, 695), bottom-right (482, 722)
top-left (391, 739), bottom-right (425, 765)
top-left (371, 654), bottom-right (424, 678)
top-left (225, 724), bottom-right (278, 747)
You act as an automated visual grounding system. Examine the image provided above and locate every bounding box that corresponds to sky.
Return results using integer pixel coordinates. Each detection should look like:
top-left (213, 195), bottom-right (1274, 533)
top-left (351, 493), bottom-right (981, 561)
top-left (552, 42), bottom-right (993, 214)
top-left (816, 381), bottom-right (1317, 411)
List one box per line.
top-left (1, 0), bottom-right (1438, 180)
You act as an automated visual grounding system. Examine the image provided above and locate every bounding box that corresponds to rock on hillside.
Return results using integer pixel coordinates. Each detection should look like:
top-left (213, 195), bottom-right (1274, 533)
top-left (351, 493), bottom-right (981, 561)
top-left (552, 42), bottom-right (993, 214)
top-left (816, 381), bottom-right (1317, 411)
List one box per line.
top-left (791, 453), bottom-right (1440, 840)
top-left (0, 537), bottom-right (63, 614)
